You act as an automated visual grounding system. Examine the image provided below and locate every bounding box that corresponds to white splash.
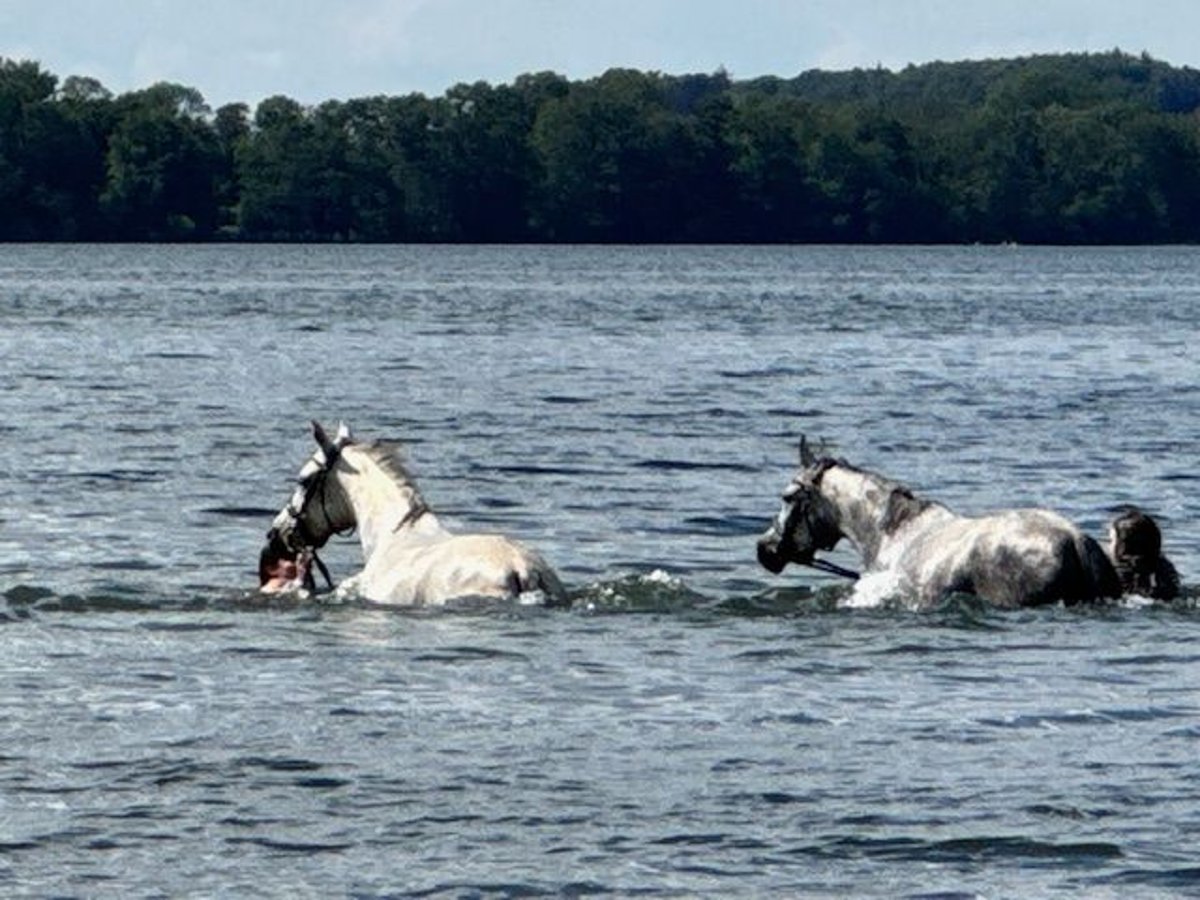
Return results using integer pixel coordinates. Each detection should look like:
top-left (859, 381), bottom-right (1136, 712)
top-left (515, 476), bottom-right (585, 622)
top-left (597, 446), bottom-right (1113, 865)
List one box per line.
top-left (843, 569), bottom-right (906, 609)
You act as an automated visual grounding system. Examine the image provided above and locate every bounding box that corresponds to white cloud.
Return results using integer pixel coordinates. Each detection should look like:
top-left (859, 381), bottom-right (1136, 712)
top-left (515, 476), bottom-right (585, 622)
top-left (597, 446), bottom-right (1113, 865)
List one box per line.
top-left (333, 0), bottom-right (435, 62)
top-left (131, 35), bottom-right (194, 88)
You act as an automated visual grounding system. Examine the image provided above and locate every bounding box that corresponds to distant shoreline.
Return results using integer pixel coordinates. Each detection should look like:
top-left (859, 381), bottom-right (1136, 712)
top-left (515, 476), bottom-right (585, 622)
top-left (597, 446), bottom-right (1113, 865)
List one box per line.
top-left (3, 50), bottom-right (1200, 245)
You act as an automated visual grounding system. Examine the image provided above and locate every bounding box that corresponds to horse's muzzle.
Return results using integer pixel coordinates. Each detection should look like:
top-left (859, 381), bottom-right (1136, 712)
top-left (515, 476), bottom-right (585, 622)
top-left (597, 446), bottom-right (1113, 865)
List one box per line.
top-left (265, 526), bottom-right (300, 558)
top-left (757, 532), bottom-right (788, 574)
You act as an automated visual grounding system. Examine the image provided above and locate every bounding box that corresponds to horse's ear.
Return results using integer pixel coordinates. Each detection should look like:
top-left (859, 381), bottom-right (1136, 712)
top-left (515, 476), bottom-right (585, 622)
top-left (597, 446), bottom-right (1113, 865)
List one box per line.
top-left (312, 420), bottom-right (337, 459)
top-left (799, 435), bottom-right (816, 468)
top-left (334, 421), bottom-right (353, 448)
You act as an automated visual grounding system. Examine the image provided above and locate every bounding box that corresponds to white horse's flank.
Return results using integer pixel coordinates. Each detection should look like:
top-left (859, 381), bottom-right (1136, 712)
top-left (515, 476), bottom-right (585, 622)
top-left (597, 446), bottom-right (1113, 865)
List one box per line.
top-left (757, 439), bottom-right (1121, 609)
top-left (268, 422), bottom-right (567, 606)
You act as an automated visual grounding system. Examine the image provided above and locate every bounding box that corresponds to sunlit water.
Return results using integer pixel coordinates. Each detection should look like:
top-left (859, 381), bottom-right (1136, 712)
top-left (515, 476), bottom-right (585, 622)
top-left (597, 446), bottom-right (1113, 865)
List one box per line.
top-left (1, 244), bottom-right (1198, 897)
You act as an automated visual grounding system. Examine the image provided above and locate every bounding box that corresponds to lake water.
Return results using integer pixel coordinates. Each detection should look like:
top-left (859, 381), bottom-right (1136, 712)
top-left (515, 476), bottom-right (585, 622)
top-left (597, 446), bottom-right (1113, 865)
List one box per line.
top-left (1, 244), bottom-right (1197, 897)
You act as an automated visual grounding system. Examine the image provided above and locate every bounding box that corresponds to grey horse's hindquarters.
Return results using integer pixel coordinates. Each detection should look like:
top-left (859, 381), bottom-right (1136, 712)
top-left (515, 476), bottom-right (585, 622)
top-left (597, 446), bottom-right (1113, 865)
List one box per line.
top-left (952, 530), bottom-right (1120, 608)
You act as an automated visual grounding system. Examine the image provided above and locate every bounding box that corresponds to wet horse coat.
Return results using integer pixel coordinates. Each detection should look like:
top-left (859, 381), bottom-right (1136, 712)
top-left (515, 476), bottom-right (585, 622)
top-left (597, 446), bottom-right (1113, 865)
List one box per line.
top-left (267, 422), bottom-right (567, 606)
top-left (757, 441), bottom-right (1122, 609)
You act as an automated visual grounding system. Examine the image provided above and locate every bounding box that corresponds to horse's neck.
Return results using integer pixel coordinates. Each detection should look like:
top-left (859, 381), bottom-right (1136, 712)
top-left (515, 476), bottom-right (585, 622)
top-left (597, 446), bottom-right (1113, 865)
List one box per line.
top-left (335, 452), bottom-right (447, 560)
top-left (822, 467), bottom-right (932, 566)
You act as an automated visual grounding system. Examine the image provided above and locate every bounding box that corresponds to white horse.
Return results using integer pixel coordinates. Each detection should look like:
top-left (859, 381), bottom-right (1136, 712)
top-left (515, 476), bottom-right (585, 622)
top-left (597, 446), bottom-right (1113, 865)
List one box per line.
top-left (757, 438), bottom-right (1122, 609)
top-left (266, 422), bottom-right (567, 606)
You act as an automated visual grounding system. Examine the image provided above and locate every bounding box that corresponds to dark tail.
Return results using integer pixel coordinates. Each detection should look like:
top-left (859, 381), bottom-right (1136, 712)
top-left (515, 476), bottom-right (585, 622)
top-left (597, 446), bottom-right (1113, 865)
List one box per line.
top-left (505, 570), bottom-right (524, 598)
top-left (1084, 534), bottom-right (1122, 599)
top-left (508, 563), bottom-right (569, 607)
top-left (1059, 534), bottom-right (1121, 603)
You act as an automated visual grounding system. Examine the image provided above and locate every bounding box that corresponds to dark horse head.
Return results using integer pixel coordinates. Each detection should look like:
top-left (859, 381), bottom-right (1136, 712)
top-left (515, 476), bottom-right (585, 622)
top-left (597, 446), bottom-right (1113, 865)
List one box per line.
top-left (756, 437), bottom-right (845, 574)
top-left (261, 421), bottom-right (357, 591)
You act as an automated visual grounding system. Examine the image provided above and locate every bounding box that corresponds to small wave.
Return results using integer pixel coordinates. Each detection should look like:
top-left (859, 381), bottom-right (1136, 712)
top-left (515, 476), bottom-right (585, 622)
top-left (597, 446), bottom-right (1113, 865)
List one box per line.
top-left (201, 505), bottom-right (280, 519)
top-left (1160, 471), bottom-right (1200, 482)
top-left (1083, 866), bottom-right (1200, 891)
top-left (5, 577), bottom-right (1197, 622)
top-left (719, 365), bottom-right (815, 379)
top-left (1, 583), bottom-right (317, 616)
top-left (712, 585), bottom-right (843, 617)
top-left (91, 559), bottom-right (162, 572)
top-left (633, 459), bottom-right (758, 473)
top-left (235, 756), bottom-right (323, 772)
top-left (814, 834), bottom-right (1122, 863)
top-left (47, 469), bottom-right (165, 484)
top-left (683, 514), bottom-right (767, 536)
top-left (977, 710), bottom-right (1120, 729)
top-left (491, 464), bottom-right (603, 477)
top-left (538, 394), bottom-right (594, 405)
top-left (225, 837), bottom-right (353, 854)
top-left (572, 570), bottom-right (708, 614)
top-left (411, 646), bottom-right (531, 664)
top-left (408, 880), bottom-right (606, 898)
top-left (3, 585), bottom-right (176, 614)
top-left (139, 620), bottom-right (237, 633)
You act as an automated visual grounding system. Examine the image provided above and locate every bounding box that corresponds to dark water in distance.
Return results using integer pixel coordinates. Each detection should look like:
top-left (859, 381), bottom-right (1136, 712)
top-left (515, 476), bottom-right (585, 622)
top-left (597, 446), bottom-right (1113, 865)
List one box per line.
top-left (1, 244), bottom-right (1198, 897)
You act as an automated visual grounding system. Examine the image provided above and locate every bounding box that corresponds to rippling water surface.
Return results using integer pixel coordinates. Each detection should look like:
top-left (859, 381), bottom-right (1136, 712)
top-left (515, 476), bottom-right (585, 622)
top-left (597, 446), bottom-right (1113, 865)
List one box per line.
top-left (1, 244), bottom-right (1198, 897)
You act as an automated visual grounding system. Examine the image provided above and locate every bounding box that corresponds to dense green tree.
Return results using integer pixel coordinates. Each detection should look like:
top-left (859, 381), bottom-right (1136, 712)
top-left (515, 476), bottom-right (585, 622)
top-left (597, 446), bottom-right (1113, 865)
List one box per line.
top-left (99, 83), bottom-right (222, 239)
top-left (0, 60), bottom-right (59, 238)
top-left (724, 93), bottom-right (824, 240)
top-left (3, 51), bottom-right (1200, 243)
top-left (236, 95), bottom-right (336, 239)
top-left (531, 69), bottom-right (727, 241)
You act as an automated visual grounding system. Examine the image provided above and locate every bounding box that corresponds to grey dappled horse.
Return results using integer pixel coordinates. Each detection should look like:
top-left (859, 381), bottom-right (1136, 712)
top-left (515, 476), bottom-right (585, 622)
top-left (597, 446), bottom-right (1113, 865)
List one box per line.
top-left (266, 422), bottom-right (567, 606)
top-left (757, 438), bottom-right (1122, 609)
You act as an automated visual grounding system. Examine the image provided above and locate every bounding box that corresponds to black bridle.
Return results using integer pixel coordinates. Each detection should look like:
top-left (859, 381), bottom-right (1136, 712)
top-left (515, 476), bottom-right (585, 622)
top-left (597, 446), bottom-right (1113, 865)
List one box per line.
top-left (292, 468), bottom-right (351, 543)
top-left (278, 464), bottom-right (354, 590)
top-left (785, 460), bottom-right (860, 582)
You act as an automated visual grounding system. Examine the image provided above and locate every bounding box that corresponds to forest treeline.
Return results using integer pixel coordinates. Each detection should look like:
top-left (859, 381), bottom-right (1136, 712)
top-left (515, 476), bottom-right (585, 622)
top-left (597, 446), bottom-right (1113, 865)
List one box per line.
top-left (4, 51), bottom-right (1200, 243)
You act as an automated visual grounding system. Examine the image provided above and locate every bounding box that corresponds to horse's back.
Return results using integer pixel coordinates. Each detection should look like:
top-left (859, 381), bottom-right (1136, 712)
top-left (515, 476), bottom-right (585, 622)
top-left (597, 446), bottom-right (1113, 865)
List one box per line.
top-left (360, 532), bottom-right (567, 606)
top-left (906, 509), bottom-right (1120, 608)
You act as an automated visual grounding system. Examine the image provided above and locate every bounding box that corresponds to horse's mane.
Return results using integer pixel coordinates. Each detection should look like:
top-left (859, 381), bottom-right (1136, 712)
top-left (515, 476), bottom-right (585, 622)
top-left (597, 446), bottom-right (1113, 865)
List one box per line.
top-left (819, 457), bottom-right (933, 534)
top-left (882, 485), bottom-right (931, 533)
top-left (356, 440), bottom-right (418, 490)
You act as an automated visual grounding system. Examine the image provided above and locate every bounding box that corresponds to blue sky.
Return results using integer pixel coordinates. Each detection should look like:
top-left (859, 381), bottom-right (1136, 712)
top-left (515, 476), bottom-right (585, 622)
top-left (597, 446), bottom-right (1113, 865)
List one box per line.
top-left (2, 0), bottom-right (1198, 108)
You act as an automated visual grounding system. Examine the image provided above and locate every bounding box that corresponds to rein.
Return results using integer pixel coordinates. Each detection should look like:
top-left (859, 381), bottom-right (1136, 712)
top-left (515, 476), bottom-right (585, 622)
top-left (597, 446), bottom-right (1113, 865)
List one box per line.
top-left (806, 558), bottom-right (860, 581)
top-left (309, 549), bottom-right (335, 590)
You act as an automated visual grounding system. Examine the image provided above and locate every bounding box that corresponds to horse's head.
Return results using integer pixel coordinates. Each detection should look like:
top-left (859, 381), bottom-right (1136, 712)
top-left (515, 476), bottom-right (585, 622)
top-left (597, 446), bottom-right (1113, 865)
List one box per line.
top-left (266, 420), bottom-right (357, 555)
top-left (1108, 506), bottom-right (1164, 594)
top-left (757, 436), bottom-right (844, 574)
